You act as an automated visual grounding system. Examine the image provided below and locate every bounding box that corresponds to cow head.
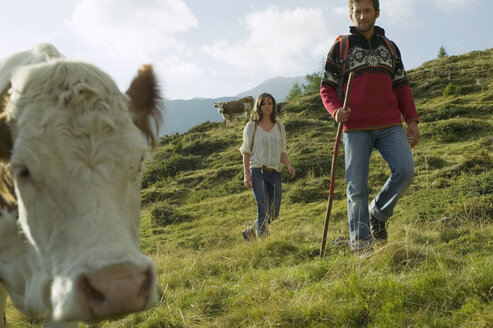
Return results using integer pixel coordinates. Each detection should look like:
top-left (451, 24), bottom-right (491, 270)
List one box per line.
top-left (0, 59), bottom-right (162, 323)
top-left (213, 102), bottom-right (225, 114)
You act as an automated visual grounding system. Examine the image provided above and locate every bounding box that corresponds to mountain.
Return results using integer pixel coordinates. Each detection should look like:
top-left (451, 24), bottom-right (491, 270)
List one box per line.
top-left (235, 76), bottom-right (307, 100)
top-left (161, 97), bottom-right (235, 136)
top-left (160, 76), bottom-right (307, 136)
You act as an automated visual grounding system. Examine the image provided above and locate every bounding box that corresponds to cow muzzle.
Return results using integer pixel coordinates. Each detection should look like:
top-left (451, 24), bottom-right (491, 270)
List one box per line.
top-left (75, 262), bottom-right (154, 321)
top-left (49, 260), bottom-right (156, 322)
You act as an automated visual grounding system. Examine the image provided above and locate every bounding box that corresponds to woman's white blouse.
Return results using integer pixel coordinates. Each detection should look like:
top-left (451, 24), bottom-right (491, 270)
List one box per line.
top-left (239, 121), bottom-right (287, 172)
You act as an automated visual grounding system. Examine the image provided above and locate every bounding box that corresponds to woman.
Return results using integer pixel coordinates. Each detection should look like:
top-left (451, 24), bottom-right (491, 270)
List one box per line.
top-left (239, 93), bottom-right (295, 240)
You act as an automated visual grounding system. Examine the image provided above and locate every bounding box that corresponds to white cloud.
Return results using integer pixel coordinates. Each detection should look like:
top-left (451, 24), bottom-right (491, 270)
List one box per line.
top-left (380, 0), bottom-right (479, 23)
top-left (69, 0), bottom-right (198, 60)
top-left (200, 6), bottom-right (331, 77)
top-left (432, 0), bottom-right (478, 7)
top-left (379, 0), bottom-right (418, 25)
top-left (334, 6), bottom-right (350, 16)
top-left (67, 0), bottom-right (203, 98)
top-left (153, 55), bottom-right (205, 98)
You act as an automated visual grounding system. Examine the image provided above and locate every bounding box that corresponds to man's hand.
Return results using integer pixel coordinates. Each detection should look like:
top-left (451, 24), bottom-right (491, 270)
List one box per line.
top-left (407, 121), bottom-right (420, 147)
top-left (335, 107), bottom-right (351, 123)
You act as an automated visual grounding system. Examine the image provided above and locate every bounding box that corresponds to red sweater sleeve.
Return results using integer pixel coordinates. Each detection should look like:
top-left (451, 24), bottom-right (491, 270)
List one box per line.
top-left (393, 84), bottom-right (419, 124)
top-left (320, 82), bottom-right (342, 119)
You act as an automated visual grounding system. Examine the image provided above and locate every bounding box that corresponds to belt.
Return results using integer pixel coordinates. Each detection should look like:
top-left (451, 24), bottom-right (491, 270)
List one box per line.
top-left (261, 166), bottom-right (277, 173)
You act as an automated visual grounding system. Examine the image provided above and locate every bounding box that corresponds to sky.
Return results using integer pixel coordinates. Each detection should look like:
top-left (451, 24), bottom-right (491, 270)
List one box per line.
top-left (0, 0), bottom-right (491, 100)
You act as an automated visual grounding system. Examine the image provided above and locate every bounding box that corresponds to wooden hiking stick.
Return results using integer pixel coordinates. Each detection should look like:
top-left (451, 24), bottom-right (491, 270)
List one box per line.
top-left (320, 72), bottom-right (355, 257)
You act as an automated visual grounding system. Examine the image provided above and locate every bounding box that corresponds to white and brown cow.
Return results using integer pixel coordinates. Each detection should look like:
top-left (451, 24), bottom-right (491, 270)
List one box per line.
top-left (214, 96), bottom-right (254, 123)
top-left (0, 44), bottom-right (162, 327)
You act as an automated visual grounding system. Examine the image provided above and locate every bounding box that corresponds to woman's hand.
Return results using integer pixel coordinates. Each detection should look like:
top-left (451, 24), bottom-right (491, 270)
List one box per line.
top-left (281, 153), bottom-right (295, 180)
top-left (244, 173), bottom-right (253, 189)
top-left (242, 154), bottom-right (252, 188)
top-left (287, 166), bottom-right (296, 180)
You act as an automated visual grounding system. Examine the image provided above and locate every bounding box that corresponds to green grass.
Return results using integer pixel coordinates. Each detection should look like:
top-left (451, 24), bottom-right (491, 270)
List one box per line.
top-left (6, 49), bottom-right (493, 327)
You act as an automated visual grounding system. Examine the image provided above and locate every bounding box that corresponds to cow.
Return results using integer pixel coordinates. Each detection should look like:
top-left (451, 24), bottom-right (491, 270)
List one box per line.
top-left (0, 43), bottom-right (162, 327)
top-left (214, 96), bottom-right (254, 124)
top-left (276, 103), bottom-right (282, 114)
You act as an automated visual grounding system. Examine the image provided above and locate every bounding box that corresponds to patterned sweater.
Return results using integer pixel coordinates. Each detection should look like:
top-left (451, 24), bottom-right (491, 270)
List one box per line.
top-left (320, 26), bottom-right (419, 132)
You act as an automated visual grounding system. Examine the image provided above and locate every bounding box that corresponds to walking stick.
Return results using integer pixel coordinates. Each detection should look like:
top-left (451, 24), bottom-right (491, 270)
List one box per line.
top-left (320, 72), bottom-right (355, 257)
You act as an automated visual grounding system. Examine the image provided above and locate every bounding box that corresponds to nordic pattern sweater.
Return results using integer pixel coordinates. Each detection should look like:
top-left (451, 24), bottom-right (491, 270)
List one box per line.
top-left (320, 26), bottom-right (419, 132)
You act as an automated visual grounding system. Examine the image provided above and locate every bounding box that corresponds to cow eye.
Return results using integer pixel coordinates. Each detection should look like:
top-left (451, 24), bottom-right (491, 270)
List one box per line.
top-left (13, 165), bottom-right (31, 181)
top-left (19, 167), bottom-right (30, 179)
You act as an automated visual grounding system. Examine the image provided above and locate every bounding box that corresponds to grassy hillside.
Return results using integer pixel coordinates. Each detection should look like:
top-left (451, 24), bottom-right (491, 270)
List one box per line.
top-left (9, 50), bottom-right (493, 327)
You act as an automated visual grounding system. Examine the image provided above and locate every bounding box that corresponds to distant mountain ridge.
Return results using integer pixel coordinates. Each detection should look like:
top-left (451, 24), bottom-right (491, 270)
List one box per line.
top-left (160, 76), bottom-right (307, 136)
top-left (235, 76), bottom-right (307, 100)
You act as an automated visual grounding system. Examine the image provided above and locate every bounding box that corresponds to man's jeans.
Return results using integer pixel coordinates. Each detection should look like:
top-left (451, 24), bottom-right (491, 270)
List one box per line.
top-left (251, 168), bottom-right (282, 237)
top-left (343, 126), bottom-right (414, 250)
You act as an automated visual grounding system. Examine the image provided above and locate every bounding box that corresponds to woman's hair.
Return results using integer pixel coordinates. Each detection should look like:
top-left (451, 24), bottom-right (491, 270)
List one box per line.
top-left (251, 93), bottom-right (276, 123)
top-left (348, 0), bottom-right (379, 12)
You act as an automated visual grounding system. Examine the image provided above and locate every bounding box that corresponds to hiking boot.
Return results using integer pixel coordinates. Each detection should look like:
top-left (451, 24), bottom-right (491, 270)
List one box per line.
top-left (242, 225), bottom-right (256, 241)
top-left (256, 222), bottom-right (270, 239)
top-left (370, 215), bottom-right (388, 240)
top-left (352, 240), bottom-right (374, 253)
top-left (331, 236), bottom-right (350, 248)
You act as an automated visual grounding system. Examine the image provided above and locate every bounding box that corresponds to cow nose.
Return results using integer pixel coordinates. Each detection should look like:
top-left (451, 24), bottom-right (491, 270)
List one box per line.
top-left (77, 262), bottom-right (153, 319)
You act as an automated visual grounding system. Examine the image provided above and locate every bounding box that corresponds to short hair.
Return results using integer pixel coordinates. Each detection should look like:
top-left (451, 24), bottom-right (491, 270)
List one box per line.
top-left (251, 93), bottom-right (277, 123)
top-left (348, 0), bottom-right (380, 13)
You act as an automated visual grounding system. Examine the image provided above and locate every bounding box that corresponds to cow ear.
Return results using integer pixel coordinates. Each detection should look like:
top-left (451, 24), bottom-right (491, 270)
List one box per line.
top-left (125, 65), bottom-right (163, 149)
top-left (0, 84), bottom-right (12, 163)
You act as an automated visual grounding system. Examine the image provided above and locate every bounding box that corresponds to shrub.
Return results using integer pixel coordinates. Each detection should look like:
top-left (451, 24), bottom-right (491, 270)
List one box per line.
top-left (283, 118), bottom-right (315, 132)
top-left (285, 178), bottom-right (332, 203)
top-left (424, 119), bottom-right (490, 142)
top-left (150, 205), bottom-right (193, 227)
top-left (187, 121), bottom-right (221, 133)
top-left (159, 132), bottom-right (180, 146)
top-left (459, 150), bottom-right (492, 173)
top-left (172, 140), bottom-right (183, 153)
top-left (418, 105), bottom-right (469, 122)
top-left (143, 154), bottom-right (202, 188)
top-left (454, 171), bottom-right (493, 197)
top-left (283, 92), bottom-right (325, 115)
top-left (187, 179), bottom-right (244, 204)
top-left (197, 167), bottom-right (241, 189)
top-left (414, 155), bottom-right (447, 171)
top-left (443, 83), bottom-right (461, 97)
top-left (180, 138), bottom-right (234, 157)
top-left (290, 150), bottom-right (342, 179)
top-left (141, 187), bottom-right (190, 206)
top-left (447, 195), bottom-right (493, 224)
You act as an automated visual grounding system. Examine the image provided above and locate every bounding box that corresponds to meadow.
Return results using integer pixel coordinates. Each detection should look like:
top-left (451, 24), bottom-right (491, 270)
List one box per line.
top-left (8, 49), bottom-right (493, 327)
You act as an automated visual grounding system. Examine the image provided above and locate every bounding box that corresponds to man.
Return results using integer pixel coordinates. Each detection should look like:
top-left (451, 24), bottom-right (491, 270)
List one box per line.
top-left (320, 0), bottom-right (420, 251)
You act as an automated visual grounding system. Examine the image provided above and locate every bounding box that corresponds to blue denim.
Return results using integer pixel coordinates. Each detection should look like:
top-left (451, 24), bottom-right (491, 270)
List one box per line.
top-left (250, 168), bottom-right (282, 237)
top-left (343, 126), bottom-right (414, 250)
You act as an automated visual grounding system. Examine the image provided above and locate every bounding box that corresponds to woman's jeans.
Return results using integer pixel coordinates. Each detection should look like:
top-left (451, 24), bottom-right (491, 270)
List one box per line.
top-left (343, 126), bottom-right (415, 250)
top-left (251, 168), bottom-right (282, 237)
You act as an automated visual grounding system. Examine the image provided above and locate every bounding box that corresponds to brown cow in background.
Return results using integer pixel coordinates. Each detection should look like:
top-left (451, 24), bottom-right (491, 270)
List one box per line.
top-left (214, 96), bottom-right (254, 123)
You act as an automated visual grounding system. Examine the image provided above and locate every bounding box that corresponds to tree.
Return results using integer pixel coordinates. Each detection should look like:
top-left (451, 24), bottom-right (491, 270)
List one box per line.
top-left (287, 82), bottom-right (303, 101)
top-left (303, 72), bottom-right (322, 94)
top-left (438, 46), bottom-right (448, 59)
top-left (287, 71), bottom-right (323, 101)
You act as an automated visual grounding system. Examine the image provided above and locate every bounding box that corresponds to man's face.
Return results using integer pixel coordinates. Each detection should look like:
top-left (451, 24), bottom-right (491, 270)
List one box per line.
top-left (350, 0), bottom-right (380, 36)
